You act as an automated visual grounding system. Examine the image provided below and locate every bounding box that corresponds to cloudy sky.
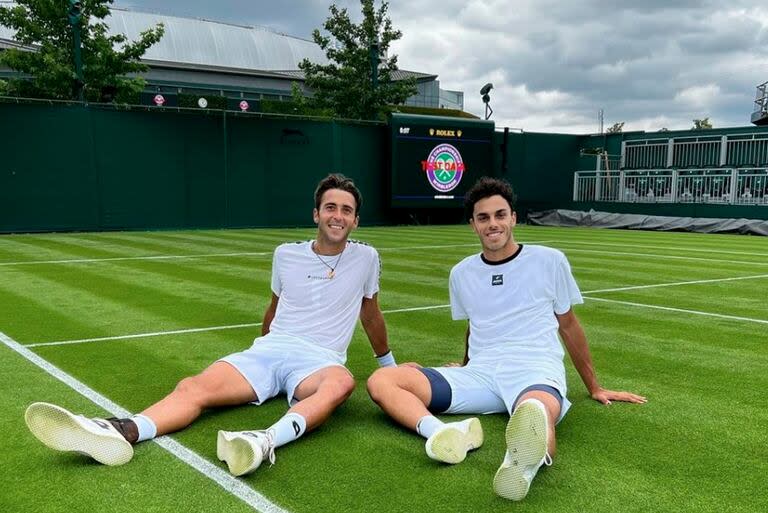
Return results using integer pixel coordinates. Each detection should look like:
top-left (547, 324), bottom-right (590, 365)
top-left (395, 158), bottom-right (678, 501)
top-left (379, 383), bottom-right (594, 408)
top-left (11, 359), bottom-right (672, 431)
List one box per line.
top-left (116, 0), bottom-right (768, 134)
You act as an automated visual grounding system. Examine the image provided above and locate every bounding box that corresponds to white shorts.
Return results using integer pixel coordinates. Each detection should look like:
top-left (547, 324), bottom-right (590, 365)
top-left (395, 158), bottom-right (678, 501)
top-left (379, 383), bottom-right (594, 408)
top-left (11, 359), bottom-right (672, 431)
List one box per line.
top-left (219, 333), bottom-right (347, 406)
top-left (429, 360), bottom-right (571, 423)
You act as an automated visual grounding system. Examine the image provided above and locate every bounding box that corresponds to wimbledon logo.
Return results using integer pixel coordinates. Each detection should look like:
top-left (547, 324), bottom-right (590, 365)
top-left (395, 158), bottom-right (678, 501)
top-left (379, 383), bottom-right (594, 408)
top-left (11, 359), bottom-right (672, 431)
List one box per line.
top-left (421, 143), bottom-right (465, 192)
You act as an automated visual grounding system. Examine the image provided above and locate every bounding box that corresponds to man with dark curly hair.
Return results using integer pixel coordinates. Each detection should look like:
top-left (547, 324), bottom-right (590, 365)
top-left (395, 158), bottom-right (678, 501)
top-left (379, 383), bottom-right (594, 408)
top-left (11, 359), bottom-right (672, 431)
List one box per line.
top-left (368, 176), bottom-right (645, 501)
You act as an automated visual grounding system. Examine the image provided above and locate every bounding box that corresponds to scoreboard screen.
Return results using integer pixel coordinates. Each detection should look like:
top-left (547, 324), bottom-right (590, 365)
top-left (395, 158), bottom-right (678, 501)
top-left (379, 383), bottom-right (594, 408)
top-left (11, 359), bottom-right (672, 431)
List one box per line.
top-left (390, 113), bottom-right (495, 208)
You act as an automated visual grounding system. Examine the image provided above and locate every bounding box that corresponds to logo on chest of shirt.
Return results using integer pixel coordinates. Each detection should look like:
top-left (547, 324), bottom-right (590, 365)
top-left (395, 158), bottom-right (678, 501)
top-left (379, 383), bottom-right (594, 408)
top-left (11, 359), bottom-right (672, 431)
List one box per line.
top-left (491, 274), bottom-right (503, 286)
top-left (307, 274), bottom-right (332, 280)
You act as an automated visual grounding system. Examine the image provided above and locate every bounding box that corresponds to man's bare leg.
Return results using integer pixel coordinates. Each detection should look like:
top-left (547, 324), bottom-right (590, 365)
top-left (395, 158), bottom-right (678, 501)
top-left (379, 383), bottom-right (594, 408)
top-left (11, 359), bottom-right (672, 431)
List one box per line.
top-left (288, 365), bottom-right (356, 431)
top-left (367, 367), bottom-right (483, 464)
top-left (366, 366), bottom-right (433, 429)
top-left (140, 361), bottom-right (257, 437)
top-left (217, 365), bottom-right (356, 476)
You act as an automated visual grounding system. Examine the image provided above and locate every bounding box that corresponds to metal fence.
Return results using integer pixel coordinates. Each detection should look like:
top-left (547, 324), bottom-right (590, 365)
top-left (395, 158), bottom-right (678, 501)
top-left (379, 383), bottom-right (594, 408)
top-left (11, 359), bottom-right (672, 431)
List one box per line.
top-left (623, 140), bottom-right (667, 169)
top-left (622, 133), bottom-right (768, 169)
top-left (672, 137), bottom-right (721, 167)
top-left (573, 168), bottom-right (768, 205)
top-left (725, 133), bottom-right (768, 166)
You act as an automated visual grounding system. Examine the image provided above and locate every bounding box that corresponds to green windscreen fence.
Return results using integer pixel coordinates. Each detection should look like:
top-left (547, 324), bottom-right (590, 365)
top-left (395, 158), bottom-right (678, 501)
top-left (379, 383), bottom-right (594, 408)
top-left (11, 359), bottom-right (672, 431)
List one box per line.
top-left (3, 101), bottom-right (768, 233)
top-left (1, 104), bottom-right (100, 232)
top-left (497, 130), bottom-right (584, 217)
top-left (0, 102), bottom-right (386, 233)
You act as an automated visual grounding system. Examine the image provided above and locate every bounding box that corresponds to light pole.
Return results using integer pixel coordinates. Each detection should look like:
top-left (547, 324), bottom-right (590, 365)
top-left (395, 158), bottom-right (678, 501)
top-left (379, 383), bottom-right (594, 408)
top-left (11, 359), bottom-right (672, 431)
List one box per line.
top-left (68, 0), bottom-right (84, 102)
top-left (480, 82), bottom-right (493, 120)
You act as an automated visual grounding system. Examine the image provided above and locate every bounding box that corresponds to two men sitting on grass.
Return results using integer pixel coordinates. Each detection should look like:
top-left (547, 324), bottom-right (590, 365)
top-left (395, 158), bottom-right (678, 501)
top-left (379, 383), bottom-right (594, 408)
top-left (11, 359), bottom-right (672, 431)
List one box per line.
top-left (25, 175), bottom-right (644, 501)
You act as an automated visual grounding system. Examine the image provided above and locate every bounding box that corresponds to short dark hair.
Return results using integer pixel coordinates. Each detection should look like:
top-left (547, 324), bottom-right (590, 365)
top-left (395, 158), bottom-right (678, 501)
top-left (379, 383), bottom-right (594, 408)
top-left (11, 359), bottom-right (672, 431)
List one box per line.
top-left (314, 173), bottom-right (362, 214)
top-left (464, 177), bottom-right (516, 220)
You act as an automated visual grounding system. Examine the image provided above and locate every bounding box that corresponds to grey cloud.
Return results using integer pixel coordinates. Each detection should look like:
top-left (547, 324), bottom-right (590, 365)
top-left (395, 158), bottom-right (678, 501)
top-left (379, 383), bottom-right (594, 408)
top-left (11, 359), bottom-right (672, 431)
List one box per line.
top-left (112, 1), bottom-right (768, 132)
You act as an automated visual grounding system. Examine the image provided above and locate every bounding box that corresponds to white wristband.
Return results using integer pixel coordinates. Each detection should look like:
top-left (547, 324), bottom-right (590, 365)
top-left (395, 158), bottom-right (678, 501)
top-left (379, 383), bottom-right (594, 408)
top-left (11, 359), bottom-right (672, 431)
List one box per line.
top-left (376, 351), bottom-right (396, 367)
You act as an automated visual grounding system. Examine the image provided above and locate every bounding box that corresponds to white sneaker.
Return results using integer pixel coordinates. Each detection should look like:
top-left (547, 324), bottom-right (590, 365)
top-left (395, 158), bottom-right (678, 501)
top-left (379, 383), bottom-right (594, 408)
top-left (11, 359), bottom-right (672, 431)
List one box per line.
top-left (24, 402), bottom-right (134, 466)
top-left (425, 418), bottom-right (483, 464)
top-left (493, 399), bottom-right (552, 501)
top-left (217, 429), bottom-right (276, 477)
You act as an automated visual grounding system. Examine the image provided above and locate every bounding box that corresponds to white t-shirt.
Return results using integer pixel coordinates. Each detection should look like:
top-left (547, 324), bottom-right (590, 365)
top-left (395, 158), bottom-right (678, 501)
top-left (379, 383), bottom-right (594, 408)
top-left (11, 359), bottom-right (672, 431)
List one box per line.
top-left (268, 240), bottom-right (380, 356)
top-left (449, 244), bottom-right (583, 367)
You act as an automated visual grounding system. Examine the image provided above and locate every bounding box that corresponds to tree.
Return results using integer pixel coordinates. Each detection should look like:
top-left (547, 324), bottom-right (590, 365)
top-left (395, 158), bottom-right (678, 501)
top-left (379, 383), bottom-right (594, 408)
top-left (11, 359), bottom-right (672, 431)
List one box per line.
top-left (606, 122), bottom-right (624, 134)
top-left (692, 118), bottom-right (713, 130)
top-left (0, 0), bottom-right (164, 102)
top-left (299, 0), bottom-right (416, 120)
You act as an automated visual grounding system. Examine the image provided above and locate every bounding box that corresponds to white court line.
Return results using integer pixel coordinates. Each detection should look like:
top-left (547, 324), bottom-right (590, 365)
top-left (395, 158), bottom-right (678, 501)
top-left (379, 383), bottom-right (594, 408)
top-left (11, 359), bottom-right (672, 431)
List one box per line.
top-left (25, 305), bottom-right (455, 348)
top-left (383, 304), bottom-right (450, 314)
top-left (379, 243), bottom-right (478, 251)
top-left (0, 331), bottom-right (288, 513)
top-left (584, 273), bottom-right (768, 294)
top-left (24, 271), bottom-right (768, 348)
top-left (25, 322), bottom-right (265, 348)
top-left (0, 241), bottom-right (556, 268)
top-left (582, 296), bottom-right (768, 325)
top-left (551, 239), bottom-right (768, 258)
top-left (378, 273), bottom-right (768, 313)
top-left (556, 247), bottom-right (768, 266)
top-left (0, 252), bottom-right (270, 266)
top-left (0, 243), bottom-right (476, 267)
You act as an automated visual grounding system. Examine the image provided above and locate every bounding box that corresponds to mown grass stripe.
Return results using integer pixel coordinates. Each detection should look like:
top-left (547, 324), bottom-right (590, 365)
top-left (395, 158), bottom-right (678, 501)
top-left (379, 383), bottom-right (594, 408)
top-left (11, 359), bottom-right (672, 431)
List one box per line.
top-left (550, 239), bottom-right (768, 258)
top-left (4, 243), bottom-right (756, 269)
top-left (24, 305), bottom-right (453, 347)
top-left (557, 247), bottom-right (768, 266)
top-left (584, 296), bottom-right (768, 325)
top-left (22, 269), bottom-right (768, 348)
top-left (0, 252), bottom-right (271, 266)
top-left (0, 331), bottom-right (289, 513)
top-left (26, 323), bottom-right (265, 347)
top-left (584, 273), bottom-right (768, 293)
top-left (0, 243), bottom-right (484, 266)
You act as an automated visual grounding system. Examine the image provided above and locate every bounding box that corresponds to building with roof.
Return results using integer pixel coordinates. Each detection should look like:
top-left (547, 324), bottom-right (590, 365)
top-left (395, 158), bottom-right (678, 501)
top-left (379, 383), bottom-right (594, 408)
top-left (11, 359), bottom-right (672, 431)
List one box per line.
top-left (0, 2), bottom-right (464, 110)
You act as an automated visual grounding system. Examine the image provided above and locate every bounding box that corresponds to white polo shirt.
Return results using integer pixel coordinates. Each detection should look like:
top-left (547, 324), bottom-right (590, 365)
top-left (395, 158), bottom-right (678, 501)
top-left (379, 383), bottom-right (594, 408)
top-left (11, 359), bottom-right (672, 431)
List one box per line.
top-left (268, 240), bottom-right (380, 356)
top-left (449, 244), bottom-right (583, 367)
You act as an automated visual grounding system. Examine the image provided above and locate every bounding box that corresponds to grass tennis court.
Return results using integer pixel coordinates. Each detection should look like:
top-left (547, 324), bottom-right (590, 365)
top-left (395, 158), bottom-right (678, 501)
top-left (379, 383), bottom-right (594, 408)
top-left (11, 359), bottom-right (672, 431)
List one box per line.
top-left (1, 224), bottom-right (765, 513)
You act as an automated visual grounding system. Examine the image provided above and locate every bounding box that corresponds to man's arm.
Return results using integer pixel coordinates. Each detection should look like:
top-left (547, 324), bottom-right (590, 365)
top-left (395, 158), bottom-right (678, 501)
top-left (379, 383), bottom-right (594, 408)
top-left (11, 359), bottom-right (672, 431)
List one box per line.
top-left (359, 293), bottom-right (391, 358)
top-left (462, 325), bottom-right (470, 365)
top-left (452, 325), bottom-right (470, 366)
top-left (556, 308), bottom-right (646, 405)
top-left (442, 324), bottom-right (470, 368)
top-left (261, 293), bottom-right (279, 336)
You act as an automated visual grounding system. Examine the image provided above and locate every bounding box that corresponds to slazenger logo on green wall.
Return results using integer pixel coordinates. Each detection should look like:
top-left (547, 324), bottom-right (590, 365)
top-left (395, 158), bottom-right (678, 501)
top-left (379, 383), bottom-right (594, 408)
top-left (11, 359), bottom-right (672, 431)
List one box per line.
top-left (420, 144), bottom-right (465, 192)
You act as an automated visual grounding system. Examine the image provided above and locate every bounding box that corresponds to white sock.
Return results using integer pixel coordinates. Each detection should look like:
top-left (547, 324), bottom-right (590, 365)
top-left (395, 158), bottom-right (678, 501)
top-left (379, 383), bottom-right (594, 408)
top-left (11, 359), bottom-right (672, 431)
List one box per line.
top-left (269, 413), bottom-right (307, 448)
top-left (416, 415), bottom-right (444, 439)
top-left (132, 414), bottom-right (157, 443)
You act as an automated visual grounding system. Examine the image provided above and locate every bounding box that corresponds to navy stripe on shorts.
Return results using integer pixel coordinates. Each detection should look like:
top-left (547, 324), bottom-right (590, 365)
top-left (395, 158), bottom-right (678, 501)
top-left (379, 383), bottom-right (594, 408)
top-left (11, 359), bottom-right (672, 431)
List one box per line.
top-left (419, 367), bottom-right (452, 414)
top-left (514, 384), bottom-right (563, 411)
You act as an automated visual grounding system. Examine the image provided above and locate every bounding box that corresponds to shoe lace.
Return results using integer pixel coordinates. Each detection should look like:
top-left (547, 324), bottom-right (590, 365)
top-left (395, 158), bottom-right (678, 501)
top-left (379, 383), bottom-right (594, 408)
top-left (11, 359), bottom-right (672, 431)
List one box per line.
top-left (261, 429), bottom-right (276, 466)
top-left (543, 453), bottom-right (553, 466)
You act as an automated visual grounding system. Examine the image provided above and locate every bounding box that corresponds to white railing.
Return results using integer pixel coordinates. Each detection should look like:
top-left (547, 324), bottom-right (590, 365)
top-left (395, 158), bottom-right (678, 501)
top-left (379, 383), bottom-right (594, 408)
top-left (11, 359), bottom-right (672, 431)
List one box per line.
top-left (733, 168), bottom-right (768, 205)
top-left (622, 133), bottom-right (768, 170)
top-left (725, 134), bottom-right (768, 166)
top-left (573, 168), bottom-right (768, 206)
top-left (672, 138), bottom-right (721, 167)
top-left (623, 140), bottom-right (667, 169)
